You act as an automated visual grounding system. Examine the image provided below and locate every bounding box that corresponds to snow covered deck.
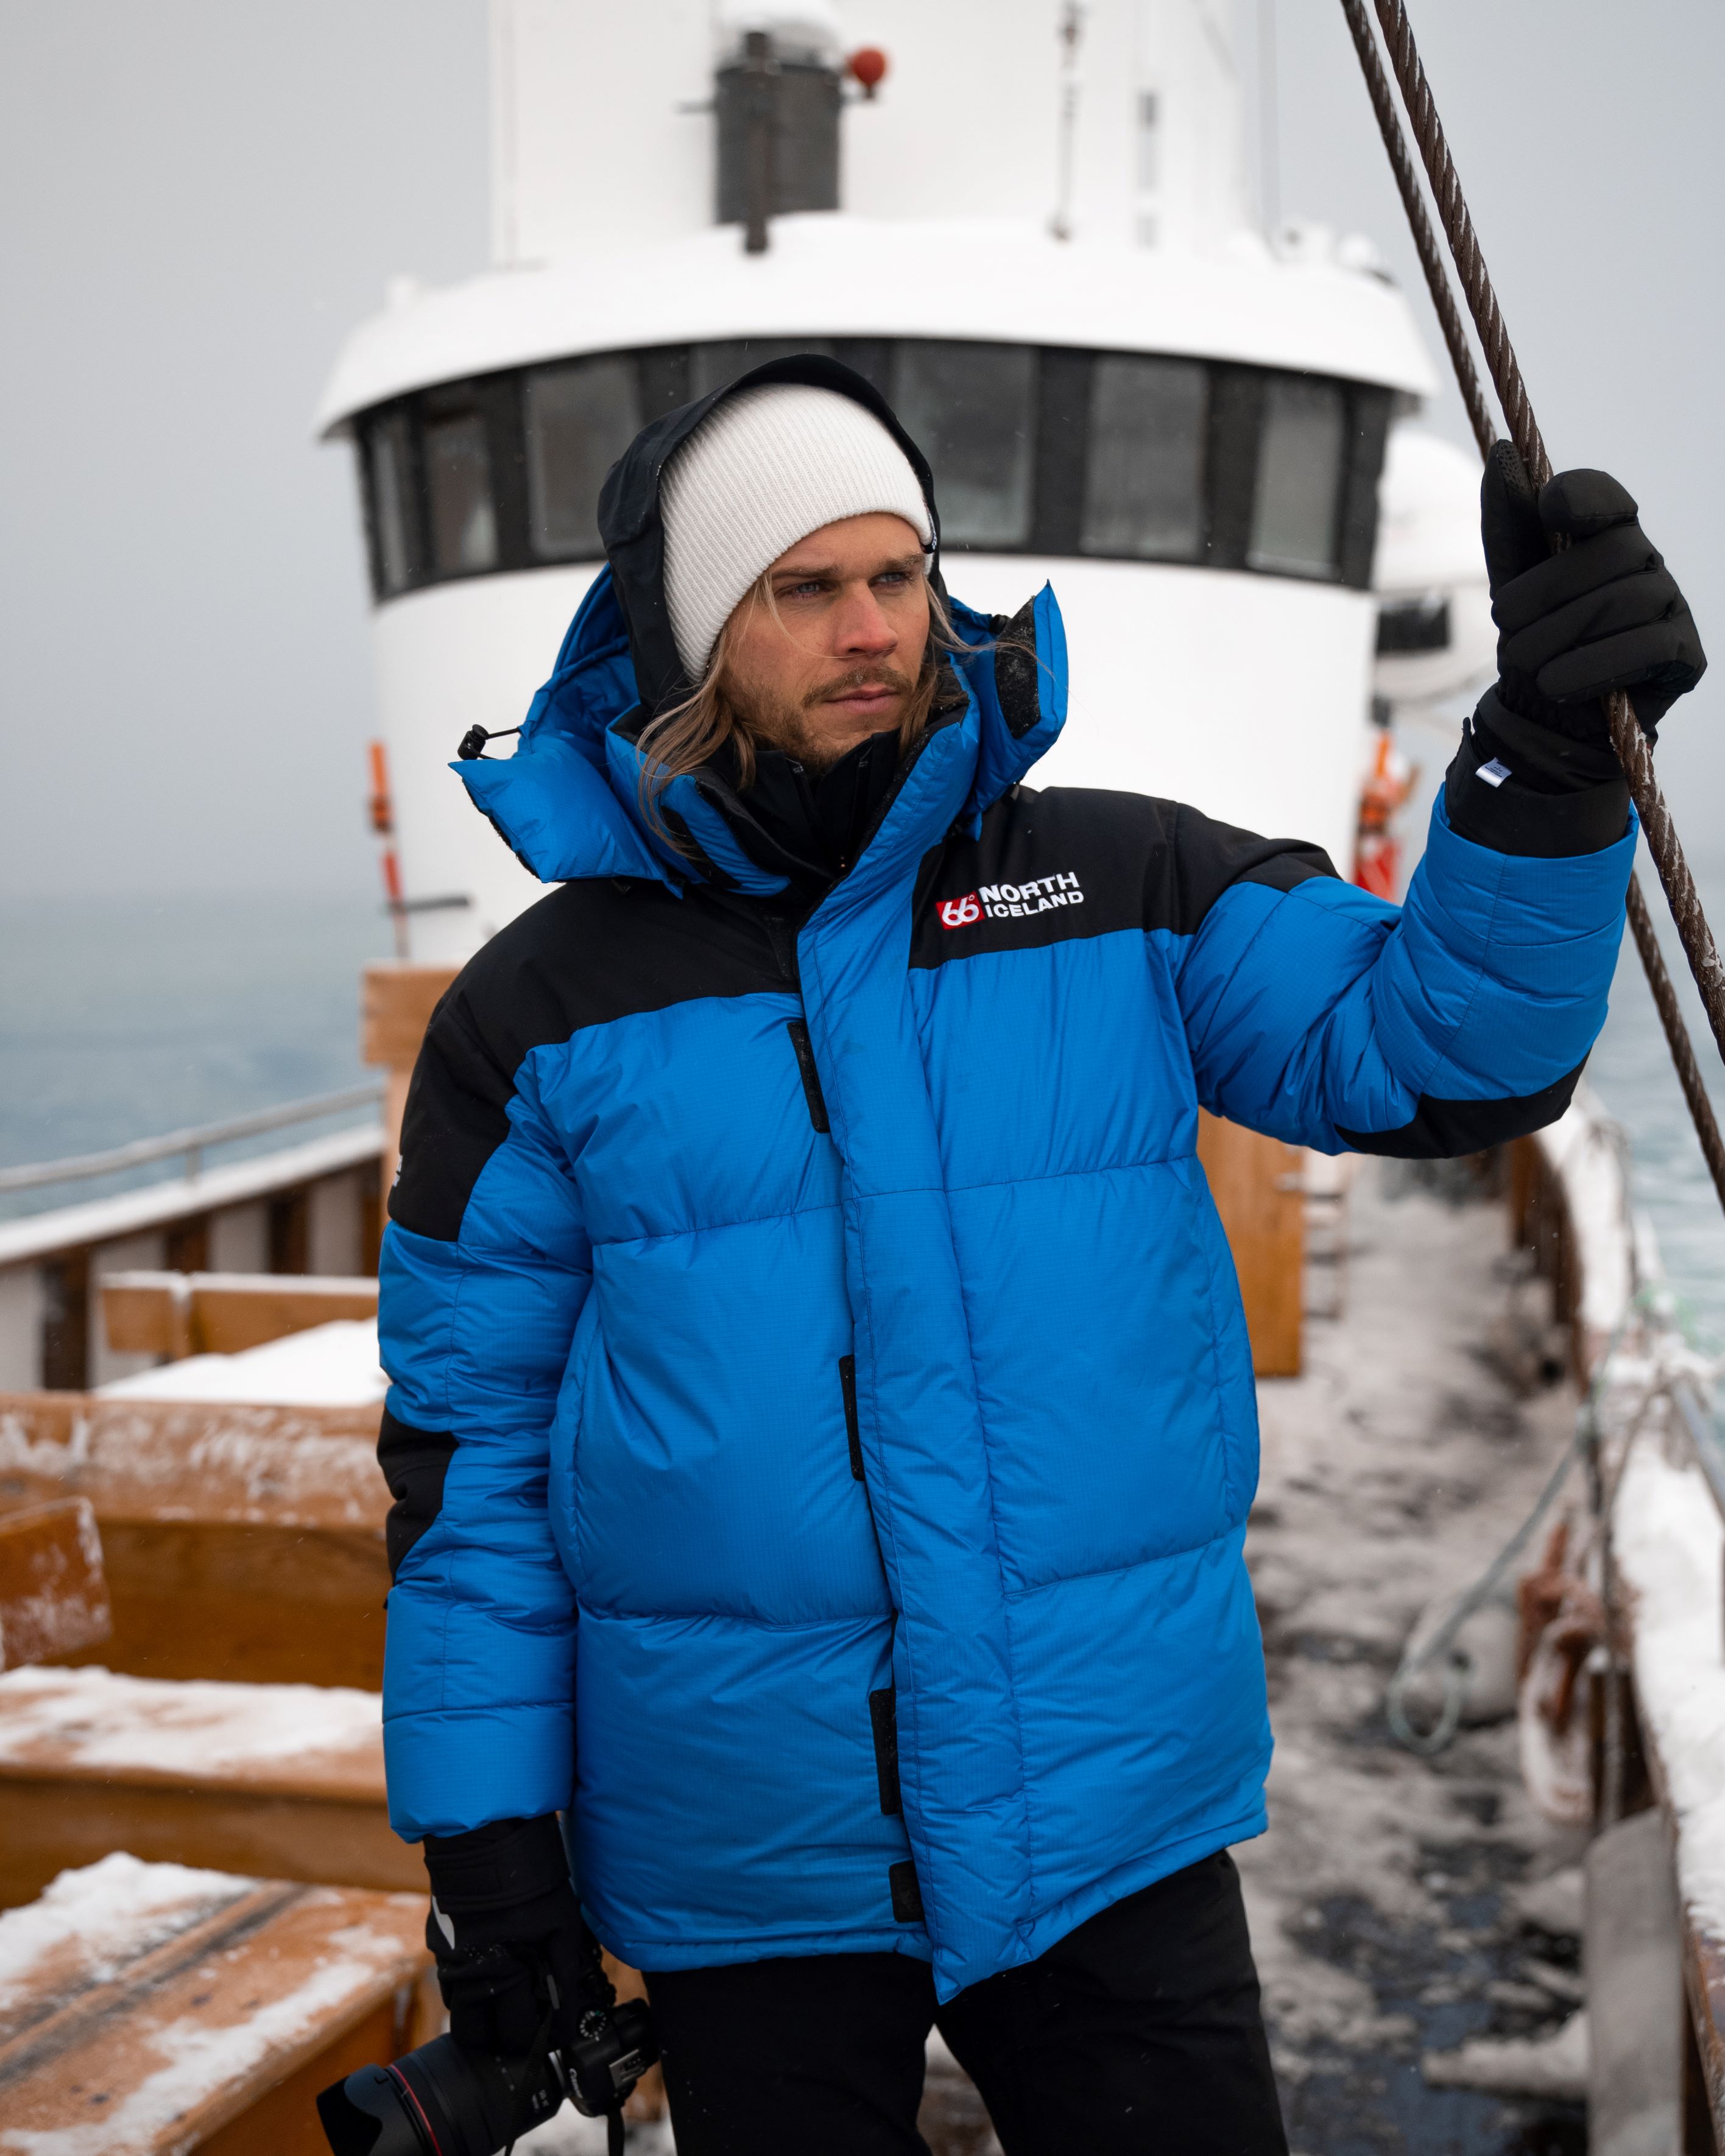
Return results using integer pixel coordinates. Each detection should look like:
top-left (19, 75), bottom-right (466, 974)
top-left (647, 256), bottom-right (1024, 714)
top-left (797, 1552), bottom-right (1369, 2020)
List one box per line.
top-left (0, 1853), bottom-right (431, 2153)
top-left (0, 1666), bottom-right (415, 1905)
top-left (97, 1316), bottom-right (386, 1409)
top-left (1223, 1099), bottom-right (1725, 2151)
top-left (1239, 1157), bottom-right (1597, 2146)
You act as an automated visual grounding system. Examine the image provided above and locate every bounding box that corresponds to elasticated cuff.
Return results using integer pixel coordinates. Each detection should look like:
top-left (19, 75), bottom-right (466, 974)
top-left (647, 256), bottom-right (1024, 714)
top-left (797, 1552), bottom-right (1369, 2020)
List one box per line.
top-left (423, 1813), bottom-right (573, 1945)
top-left (1445, 706), bottom-right (1629, 859)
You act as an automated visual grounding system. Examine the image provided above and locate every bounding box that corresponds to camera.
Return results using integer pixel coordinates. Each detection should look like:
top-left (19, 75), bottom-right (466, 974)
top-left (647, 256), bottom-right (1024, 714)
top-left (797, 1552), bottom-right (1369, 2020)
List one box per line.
top-left (316, 1995), bottom-right (655, 2156)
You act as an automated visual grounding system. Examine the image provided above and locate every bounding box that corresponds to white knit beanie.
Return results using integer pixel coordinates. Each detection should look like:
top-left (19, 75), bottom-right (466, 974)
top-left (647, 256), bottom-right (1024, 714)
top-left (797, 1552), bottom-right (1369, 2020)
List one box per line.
top-left (659, 384), bottom-right (934, 678)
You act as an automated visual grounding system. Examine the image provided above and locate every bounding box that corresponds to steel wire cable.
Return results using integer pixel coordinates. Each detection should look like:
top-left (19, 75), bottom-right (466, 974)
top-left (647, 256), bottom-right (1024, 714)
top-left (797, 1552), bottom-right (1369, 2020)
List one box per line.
top-left (1335, 0), bottom-right (1495, 462)
top-left (1337, 0), bottom-right (1725, 1217)
top-left (1623, 875), bottom-right (1725, 1213)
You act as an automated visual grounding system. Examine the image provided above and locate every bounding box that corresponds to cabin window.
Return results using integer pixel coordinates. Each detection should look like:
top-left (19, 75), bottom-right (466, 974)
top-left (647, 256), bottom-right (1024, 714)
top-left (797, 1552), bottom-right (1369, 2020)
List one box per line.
top-left (689, 339), bottom-right (836, 401)
top-left (351, 343), bottom-right (1389, 601)
top-left (424, 403), bottom-right (498, 574)
top-left (366, 412), bottom-right (415, 597)
top-left (894, 341), bottom-right (1035, 549)
top-left (1248, 377), bottom-right (1346, 577)
top-left (524, 356), bottom-right (641, 560)
top-left (1081, 355), bottom-right (1206, 560)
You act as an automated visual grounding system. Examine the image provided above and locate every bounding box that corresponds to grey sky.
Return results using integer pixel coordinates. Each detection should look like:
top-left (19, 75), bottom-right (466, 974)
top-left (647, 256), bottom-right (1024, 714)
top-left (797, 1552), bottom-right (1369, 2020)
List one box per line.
top-left (1, 0), bottom-right (1720, 898)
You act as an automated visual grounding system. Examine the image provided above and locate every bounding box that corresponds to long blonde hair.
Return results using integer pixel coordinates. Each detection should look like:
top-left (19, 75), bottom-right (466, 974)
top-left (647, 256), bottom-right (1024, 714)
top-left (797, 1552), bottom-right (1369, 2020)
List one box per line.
top-left (634, 569), bottom-right (964, 839)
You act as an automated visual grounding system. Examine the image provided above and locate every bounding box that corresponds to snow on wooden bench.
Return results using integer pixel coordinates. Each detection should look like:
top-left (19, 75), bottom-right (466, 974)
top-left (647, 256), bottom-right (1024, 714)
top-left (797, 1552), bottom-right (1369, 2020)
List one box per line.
top-left (101, 1272), bottom-right (379, 1363)
top-left (0, 1666), bottom-right (418, 1909)
top-left (0, 1850), bottom-right (433, 2155)
top-left (0, 1389), bottom-right (380, 1453)
top-left (0, 1497), bottom-right (110, 1672)
top-left (0, 1392), bottom-right (389, 1689)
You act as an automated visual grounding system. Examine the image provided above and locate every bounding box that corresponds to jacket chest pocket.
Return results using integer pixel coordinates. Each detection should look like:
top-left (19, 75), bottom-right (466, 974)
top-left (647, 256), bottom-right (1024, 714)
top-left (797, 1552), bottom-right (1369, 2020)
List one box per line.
top-left (551, 995), bottom-right (844, 1247)
top-left (912, 933), bottom-right (1197, 1190)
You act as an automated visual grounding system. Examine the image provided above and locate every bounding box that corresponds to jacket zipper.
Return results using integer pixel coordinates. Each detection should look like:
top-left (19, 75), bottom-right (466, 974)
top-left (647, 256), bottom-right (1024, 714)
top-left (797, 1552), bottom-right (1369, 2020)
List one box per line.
top-left (760, 910), bottom-right (797, 984)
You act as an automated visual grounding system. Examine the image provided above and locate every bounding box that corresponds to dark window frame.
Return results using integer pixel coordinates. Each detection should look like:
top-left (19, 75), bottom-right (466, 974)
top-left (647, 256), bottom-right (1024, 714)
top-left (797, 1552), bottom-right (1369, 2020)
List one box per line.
top-left (358, 399), bottom-right (429, 597)
top-left (521, 353), bottom-right (645, 565)
top-left (352, 339), bottom-right (1392, 605)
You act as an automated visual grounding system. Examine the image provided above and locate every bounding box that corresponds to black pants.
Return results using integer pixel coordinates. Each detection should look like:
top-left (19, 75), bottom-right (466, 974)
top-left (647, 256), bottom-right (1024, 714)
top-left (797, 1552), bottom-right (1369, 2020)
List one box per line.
top-left (645, 1851), bottom-right (1288, 2155)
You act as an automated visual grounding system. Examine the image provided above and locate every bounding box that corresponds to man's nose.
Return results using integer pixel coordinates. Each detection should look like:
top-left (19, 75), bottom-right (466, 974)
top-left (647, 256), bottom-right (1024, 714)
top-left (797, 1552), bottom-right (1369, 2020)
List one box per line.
top-left (833, 583), bottom-right (897, 656)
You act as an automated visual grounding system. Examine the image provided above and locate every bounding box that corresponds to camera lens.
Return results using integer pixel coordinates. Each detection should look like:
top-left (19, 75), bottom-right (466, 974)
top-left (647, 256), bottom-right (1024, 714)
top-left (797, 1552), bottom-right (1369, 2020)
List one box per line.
top-left (318, 2034), bottom-right (566, 2156)
top-left (316, 2063), bottom-right (435, 2156)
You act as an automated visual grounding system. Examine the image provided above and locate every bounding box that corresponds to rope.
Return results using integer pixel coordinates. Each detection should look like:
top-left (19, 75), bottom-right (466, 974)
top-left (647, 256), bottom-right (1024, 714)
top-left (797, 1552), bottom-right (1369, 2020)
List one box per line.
top-left (1337, 0), bottom-right (1725, 1215)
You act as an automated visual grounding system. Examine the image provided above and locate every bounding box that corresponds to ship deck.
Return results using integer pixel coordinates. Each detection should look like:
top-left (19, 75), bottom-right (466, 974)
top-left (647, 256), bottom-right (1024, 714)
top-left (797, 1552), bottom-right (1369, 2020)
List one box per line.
top-left (1246, 1158), bottom-right (1588, 2151)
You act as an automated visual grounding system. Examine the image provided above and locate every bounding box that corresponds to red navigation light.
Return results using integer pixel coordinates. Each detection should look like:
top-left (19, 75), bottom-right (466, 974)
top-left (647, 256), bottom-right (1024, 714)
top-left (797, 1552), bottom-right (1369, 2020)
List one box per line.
top-left (847, 46), bottom-right (888, 97)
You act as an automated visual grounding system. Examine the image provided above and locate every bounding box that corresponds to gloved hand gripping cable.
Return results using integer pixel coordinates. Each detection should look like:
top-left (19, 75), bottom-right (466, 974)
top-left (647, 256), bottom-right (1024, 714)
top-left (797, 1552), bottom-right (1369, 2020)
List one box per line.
top-left (1337, 0), bottom-right (1725, 1217)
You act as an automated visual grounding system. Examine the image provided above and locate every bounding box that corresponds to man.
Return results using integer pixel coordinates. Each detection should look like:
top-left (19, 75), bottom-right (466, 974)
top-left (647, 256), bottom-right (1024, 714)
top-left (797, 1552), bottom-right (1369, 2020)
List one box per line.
top-left (376, 356), bottom-right (1702, 2152)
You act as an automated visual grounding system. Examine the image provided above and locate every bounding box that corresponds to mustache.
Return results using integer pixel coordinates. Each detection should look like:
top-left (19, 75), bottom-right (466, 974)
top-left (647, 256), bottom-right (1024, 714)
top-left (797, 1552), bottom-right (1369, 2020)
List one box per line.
top-left (805, 665), bottom-right (917, 708)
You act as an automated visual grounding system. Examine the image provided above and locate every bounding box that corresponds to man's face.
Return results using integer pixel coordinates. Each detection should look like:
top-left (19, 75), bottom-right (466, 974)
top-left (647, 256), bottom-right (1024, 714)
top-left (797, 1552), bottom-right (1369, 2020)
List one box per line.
top-left (719, 512), bottom-right (931, 774)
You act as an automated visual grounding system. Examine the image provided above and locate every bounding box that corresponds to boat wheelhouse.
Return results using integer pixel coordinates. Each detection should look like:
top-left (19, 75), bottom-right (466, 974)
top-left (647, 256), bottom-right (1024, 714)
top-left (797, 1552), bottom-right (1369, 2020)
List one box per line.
top-left (314, 0), bottom-right (1480, 967)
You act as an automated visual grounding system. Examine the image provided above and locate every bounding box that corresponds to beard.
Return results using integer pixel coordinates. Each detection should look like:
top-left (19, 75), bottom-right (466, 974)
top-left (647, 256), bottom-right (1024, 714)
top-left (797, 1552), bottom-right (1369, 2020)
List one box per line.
top-left (733, 664), bottom-right (920, 775)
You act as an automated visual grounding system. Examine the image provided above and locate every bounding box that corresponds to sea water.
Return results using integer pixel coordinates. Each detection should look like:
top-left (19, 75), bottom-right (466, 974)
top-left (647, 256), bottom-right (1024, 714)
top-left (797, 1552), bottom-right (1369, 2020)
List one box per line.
top-left (3, 866), bottom-right (1724, 1338)
top-left (0, 890), bottom-right (390, 1224)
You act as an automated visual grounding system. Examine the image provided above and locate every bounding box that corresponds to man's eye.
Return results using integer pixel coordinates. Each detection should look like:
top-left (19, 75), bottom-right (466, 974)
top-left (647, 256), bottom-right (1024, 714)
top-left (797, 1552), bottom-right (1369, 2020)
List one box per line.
top-left (874, 571), bottom-right (911, 588)
top-left (781, 580), bottom-right (827, 600)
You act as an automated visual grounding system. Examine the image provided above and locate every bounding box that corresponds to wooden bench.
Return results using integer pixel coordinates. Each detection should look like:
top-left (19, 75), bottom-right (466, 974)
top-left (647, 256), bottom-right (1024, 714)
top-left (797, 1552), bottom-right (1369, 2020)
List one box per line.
top-left (0, 1851), bottom-right (433, 2154)
top-left (0, 1496), bottom-right (110, 1671)
top-left (0, 1392), bottom-right (389, 1689)
top-left (0, 1664), bottom-right (419, 1908)
top-left (1196, 1111), bottom-right (1306, 1377)
top-left (101, 1270), bottom-right (379, 1362)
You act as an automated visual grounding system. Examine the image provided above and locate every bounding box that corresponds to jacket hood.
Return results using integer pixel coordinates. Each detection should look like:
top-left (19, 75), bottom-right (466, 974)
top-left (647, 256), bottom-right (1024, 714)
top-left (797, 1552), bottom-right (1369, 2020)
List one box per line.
top-left (456, 354), bottom-right (1068, 896)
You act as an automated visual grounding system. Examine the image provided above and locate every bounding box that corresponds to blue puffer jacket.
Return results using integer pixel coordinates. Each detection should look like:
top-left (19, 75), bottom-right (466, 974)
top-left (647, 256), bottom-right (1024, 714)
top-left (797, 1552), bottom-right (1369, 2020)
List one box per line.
top-left (376, 361), bottom-right (1632, 1999)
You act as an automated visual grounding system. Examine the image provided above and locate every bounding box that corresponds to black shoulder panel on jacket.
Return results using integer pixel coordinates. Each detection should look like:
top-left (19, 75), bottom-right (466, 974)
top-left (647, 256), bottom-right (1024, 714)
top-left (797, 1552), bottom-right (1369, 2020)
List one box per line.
top-left (1336, 1061), bottom-right (1586, 1160)
top-left (390, 876), bottom-right (785, 1242)
top-left (377, 1407), bottom-right (457, 1581)
top-left (909, 786), bottom-right (1335, 970)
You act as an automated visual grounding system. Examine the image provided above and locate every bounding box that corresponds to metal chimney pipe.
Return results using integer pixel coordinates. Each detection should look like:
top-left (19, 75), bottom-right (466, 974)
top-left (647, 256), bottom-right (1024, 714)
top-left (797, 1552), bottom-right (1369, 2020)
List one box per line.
top-left (742, 30), bottom-right (776, 255)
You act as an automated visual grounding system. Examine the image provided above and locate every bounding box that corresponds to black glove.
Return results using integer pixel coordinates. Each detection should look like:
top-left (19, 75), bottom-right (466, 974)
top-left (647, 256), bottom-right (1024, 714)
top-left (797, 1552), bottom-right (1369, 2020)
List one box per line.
top-left (423, 1814), bottom-right (612, 2060)
top-left (1481, 441), bottom-right (1705, 744)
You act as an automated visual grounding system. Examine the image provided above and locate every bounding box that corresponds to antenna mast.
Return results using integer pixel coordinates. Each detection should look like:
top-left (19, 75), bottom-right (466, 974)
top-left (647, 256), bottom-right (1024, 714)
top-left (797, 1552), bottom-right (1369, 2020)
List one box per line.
top-left (1257, 0), bottom-right (1280, 236)
top-left (1049, 2), bottom-right (1084, 242)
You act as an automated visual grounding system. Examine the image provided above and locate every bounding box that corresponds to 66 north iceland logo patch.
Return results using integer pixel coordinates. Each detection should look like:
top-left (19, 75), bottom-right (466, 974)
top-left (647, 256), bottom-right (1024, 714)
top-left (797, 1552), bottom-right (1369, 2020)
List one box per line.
top-left (937, 873), bottom-right (1084, 929)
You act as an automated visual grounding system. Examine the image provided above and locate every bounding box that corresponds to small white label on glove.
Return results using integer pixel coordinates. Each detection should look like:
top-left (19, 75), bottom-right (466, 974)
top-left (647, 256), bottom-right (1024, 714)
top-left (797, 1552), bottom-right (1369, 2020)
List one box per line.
top-left (1476, 758), bottom-right (1511, 788)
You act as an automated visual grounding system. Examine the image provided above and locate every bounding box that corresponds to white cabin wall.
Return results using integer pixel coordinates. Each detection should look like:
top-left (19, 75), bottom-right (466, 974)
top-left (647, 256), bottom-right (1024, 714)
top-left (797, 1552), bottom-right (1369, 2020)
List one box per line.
top-left (953, 557), bottom-right (1374, 875)
top-left (1134, 0), bottom-right (1253, 253)
top-left (491, 0), bottom-right (1255, 263)
top-left (492, 0), bottom-right (717, 264)
top-left (845, 1), bottom-right (1252, 245)
top-left (371, 553), bottom-right (1371, 959)
top-left (840, 2), bottom-right (1066, 230)
top-left (372, 568), bottom-right (598, 966)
